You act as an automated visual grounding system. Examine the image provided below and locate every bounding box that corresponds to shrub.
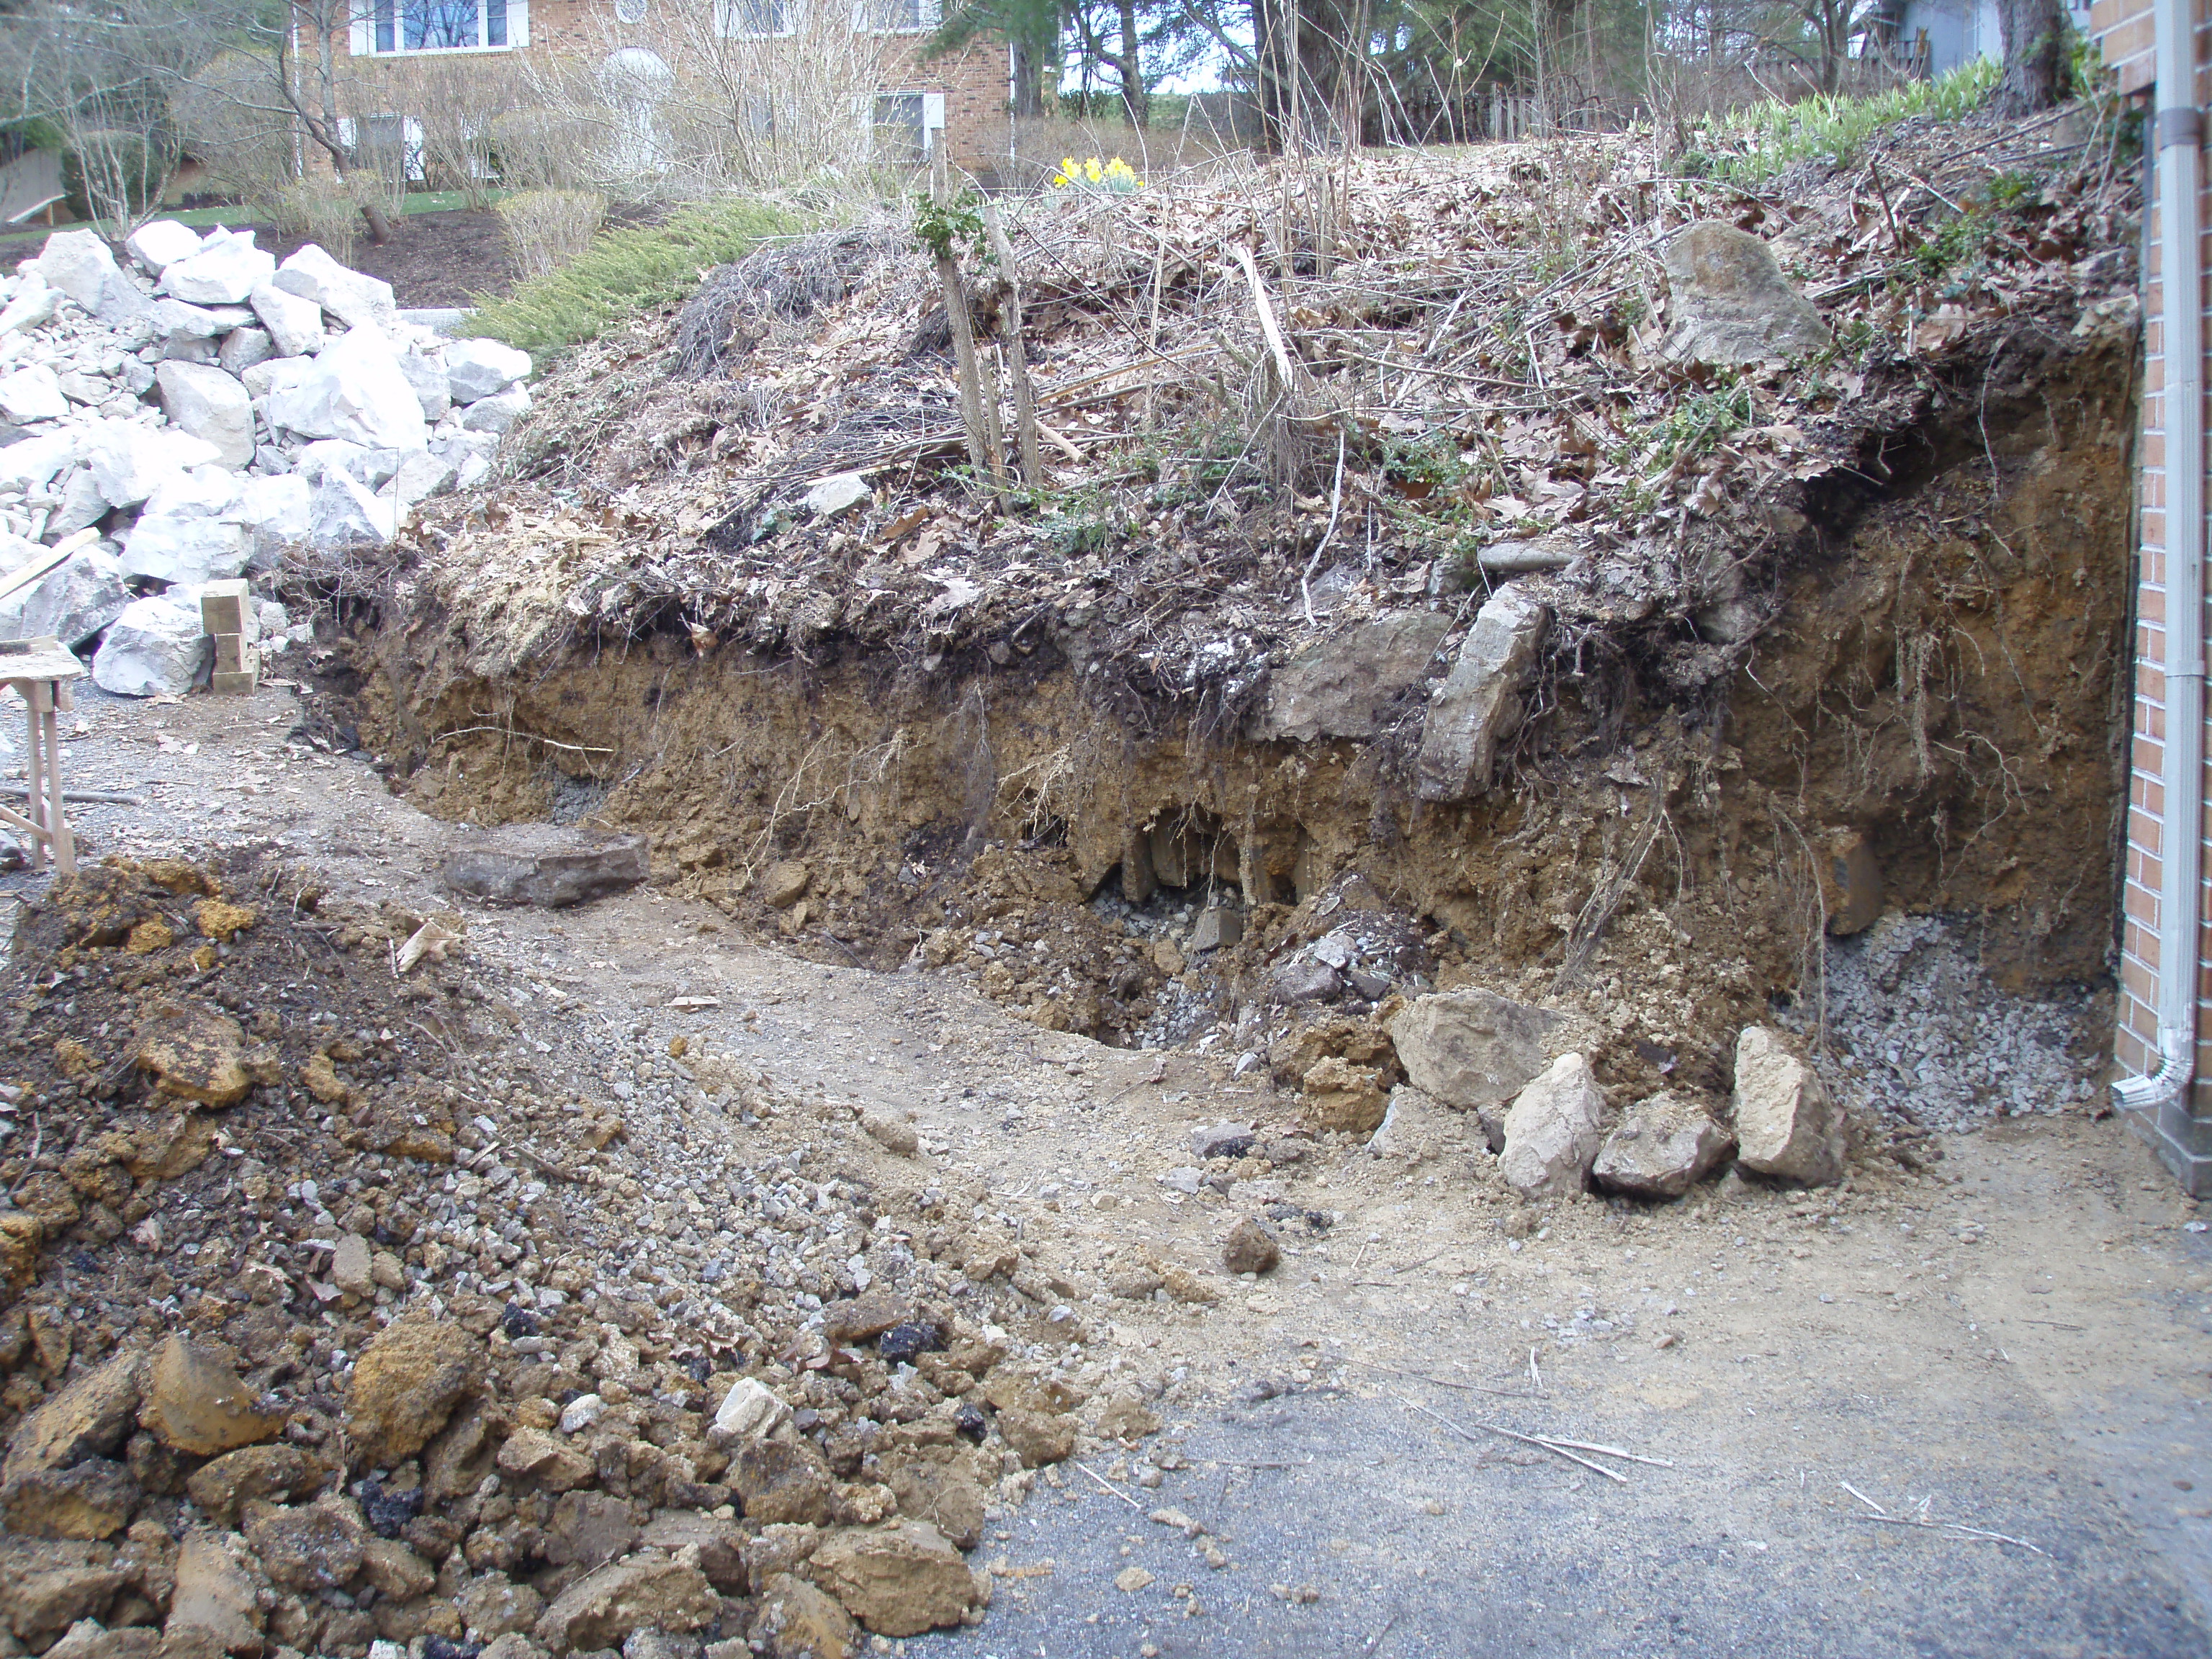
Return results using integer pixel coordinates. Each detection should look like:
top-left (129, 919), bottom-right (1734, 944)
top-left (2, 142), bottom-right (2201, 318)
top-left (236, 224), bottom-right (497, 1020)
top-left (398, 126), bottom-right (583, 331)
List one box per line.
top-left (264, 174), bottom-right (373, 265)
top-left (496, 189), bottom-right (607, 280)
top-left (468, 194), bottom-right (809, 353)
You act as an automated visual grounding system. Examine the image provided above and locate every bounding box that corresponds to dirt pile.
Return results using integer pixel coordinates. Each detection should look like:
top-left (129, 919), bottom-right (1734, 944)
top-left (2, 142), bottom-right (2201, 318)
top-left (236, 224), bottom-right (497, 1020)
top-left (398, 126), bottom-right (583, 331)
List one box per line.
top-left (0, 853), bottom-right (1185, 1658)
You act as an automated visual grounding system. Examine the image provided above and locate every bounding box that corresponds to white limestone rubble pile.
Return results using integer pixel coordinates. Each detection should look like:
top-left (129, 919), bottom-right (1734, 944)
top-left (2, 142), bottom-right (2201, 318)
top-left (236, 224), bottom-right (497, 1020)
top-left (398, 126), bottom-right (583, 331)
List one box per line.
top-left (0, 220), bottom-right (531, 693)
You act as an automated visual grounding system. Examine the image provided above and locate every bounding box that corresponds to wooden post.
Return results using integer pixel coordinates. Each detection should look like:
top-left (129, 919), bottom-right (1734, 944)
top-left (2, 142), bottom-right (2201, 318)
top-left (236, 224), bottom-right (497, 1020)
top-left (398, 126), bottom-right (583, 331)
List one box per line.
top-left (22, 685), bottom-right (45, 873)
top-left (930, 147), bottom-right (1004, 487)
top-left (980, 202), bottom-right (1043, 488)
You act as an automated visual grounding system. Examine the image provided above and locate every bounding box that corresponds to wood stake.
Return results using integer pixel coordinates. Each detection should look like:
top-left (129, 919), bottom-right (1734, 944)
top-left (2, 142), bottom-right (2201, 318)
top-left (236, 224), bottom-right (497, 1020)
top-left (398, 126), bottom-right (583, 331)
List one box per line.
top-left (980, 202), bottom-right (1043, 489)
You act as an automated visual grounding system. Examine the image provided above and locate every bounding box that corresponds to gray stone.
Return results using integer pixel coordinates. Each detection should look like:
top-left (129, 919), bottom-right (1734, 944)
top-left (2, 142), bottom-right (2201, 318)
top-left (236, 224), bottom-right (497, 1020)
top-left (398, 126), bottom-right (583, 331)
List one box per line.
top-left (91, 589), bottom-right (207, 696)
top-left (150, 296), bottom-right (229, 351)
top-left (1187, 907), bottom-right (1242, 952)
top-left (710, 1377), bottom-right (788, 1442)
top-left (1267, 956), bottom-right (1342, 1005)
top-left (1365, 1084), bottom-right (1470, 1158)
top-left (248, 282), bottom-right (324, 359)
top-left (156, 362), bottom-right (253, 468)
top-left (1388, 989), bottom-right (1558, 1108)
top-left (1190, 1122), bottom-right (1255, 1159)
top-left (393, 449), bottom-right (459, 513)
top-left (801, 472), bottom-right (871, 518)
top-left (397, 348), bottom-right (451, 421)
top-left (50, 468), bottom-right (109, 536)
top-left (1256, 611), bottom-right (1449, 741)
top-left (85, 419), bottom-right (219, 508)
top-left (120, 467), bottom-right (248, 584)
top-left (271, 243), bottom-right (397, 331)
top-left (160, 229), bottom-right (274, 307)
top-left (1591, 1090), bottom-right (1735, 1198)
top-left (0, 430), bottom-right (79, 488)
top-left (1732, 1025), bottom-right (1845, 1184)
top-left (0, 367), bottom-right (66, 423)
top-left (0, 280), bottom-right (60, 335)
top-left (0, 544), bottom-right (130, 647)
top-left (216, 326), bottom-right (273, 377)
top-left (1659, 221), bottom-right (1833, 366)
top-left (1498, 1052), bottom-right (1607, 1198)
top-left (237, 473), bottom-right (313, 562)
top-left (400, 307), bottom-right (473, 338)
top-left (1415, 585), bottom-right (1546, 801)
top-left (459, 385), bottom-right (529, 434)
top-left (444, 336), bottom-right (532, 402)
top-left (443, 824), bottom-right (652, 908)
top-left (306, 471), bottom-right (396, 552)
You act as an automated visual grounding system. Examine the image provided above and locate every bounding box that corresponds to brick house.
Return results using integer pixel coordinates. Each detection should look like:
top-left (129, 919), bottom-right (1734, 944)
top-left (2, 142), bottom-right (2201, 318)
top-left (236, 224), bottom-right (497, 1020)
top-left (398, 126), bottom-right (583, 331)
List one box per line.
top-left (2093, 0), bottom-right (2212, 1192)
top-left (331, 0), bottom-right (1018, 177)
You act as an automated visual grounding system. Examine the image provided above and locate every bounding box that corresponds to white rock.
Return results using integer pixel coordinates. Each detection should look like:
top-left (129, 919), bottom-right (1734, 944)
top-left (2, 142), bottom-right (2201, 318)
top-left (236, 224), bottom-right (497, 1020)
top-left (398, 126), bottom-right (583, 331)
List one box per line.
top-left (443, 337), bottom-right (531, 403)
top-left (27, 230), bottom-right (118, 311)
top-left (393, 448), bottom-right (458, 512)
top-left (120, 466), bottom-right (251, 584)
top-left (126, 220), bottom-right (204, 273)
top-left (1498, 1052), bottom-right (1608, 1199)
top-left (236, 473), bottom-right (313, 562)
top-left (0, 543), bottom-right (131, 647)
top-left (0, 366), bottom-right (67, 424)
top-left (459, 386), bottom-right (529, 435)
top-left (711, 1377), bottom-right (788, 1442)
top-left (268, 326), bottom-right (428, 452)
top-left (161, 228), bottom-right (275, 307)
top-left (84, 420), bottom-right (221, 508)
top-left (297, 439), bottom-right (400, 489)
top-left (217, 327), bottom-right (274, 377)
top-left (0, 431), bottom-right (80, 488)
top-left (156, 362), bottom-right (254, 469)
top-left (248, 281), bottom-right (325, 359)
top-left (50, 468), bottom-right (108, 536)
top-left (272, 244), bottom-right (397, 331)
top-left (240, 354), bottom-right (314, 400)
top-left (307, 469), bottom-right (396, 552)
top-left (397, 348), bottom-right (450, 421)
top-left (0, 279), bottom-right (60, 336)
top-left (152, 296), bottom-right (228, 351)
top-left (455, 451), bottom-right (491, 490)
top-left (92, 588), bottom-right (209, 696)
top-left (558, 1394), bottom-right (607, 1435)
top-left (1732, 1026), bottom-right (1845, 1185)
top-left (803, 472), bottom-right (872, 518)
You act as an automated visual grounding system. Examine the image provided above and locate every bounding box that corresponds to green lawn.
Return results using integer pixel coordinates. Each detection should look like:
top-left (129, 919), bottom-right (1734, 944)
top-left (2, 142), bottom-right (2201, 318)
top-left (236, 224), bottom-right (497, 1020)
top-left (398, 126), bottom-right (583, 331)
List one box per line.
top-left (0, 189), bottom-right (507, 247)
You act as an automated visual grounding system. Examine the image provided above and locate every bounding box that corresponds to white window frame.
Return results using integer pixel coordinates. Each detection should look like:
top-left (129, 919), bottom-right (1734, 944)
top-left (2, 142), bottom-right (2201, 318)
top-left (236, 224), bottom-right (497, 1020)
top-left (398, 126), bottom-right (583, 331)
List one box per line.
top-left (871, 89), bottom-right (945, 160)
top-left (860, 0), bottom-right (940, 36)
top-left (348, 0), bottom-right (529, 57)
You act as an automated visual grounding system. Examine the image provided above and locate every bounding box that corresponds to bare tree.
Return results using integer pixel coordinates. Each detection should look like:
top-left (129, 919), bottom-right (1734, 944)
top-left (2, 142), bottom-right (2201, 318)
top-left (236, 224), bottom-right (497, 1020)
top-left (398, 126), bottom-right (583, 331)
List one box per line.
top-left (0, 0), bottom-right (194, 232)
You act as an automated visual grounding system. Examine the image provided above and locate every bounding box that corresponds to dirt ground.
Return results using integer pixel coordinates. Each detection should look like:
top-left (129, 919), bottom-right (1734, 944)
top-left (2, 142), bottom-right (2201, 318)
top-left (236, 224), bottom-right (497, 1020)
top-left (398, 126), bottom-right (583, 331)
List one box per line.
top-left (6, 673), bottom-right (2206, 1656)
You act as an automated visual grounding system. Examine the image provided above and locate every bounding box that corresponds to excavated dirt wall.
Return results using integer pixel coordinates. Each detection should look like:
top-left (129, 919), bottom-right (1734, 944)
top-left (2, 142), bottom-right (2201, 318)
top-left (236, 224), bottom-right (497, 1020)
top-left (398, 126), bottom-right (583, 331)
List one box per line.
top-left (354, 326), bottom-right (2136, 1072)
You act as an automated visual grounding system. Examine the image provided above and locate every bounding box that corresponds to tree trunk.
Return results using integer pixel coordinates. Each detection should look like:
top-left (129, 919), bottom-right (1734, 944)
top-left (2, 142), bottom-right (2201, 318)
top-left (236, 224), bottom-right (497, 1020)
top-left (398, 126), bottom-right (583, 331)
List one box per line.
top-left (1995, 0), bottom-right (2064, 112)
top-left (1114, 0), bottom-right (1147, 126)
top-left (1011, 35), bottom-right (1042, 117)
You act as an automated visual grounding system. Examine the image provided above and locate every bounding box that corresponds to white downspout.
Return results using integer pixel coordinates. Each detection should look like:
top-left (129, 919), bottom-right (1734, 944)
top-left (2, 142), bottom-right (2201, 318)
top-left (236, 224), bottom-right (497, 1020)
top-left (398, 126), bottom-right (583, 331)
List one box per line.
top-left (2116, 0), bottom-right (2207, 1119)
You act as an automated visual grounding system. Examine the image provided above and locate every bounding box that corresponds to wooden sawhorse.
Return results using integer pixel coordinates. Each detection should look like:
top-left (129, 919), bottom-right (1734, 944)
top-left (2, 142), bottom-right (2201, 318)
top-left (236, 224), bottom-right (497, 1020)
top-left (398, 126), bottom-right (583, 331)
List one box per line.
top-left (0, 637), bottom-right (82, 876)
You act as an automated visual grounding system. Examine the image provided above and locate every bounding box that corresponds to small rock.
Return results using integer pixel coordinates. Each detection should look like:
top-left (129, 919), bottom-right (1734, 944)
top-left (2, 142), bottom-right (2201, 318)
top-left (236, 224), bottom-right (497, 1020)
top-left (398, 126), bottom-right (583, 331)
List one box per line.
top-left (182, 1444), bottom-right (313, 1528)
top-left (343, 1312), bottom-right (482, 1470)
top-left (1267, 957), bottom-right (1342, 1006)
top-left (495, 1426), bottom-right (594, 1493)
top-left (133, 1006), bottom-right (251, 1108)
top-left (166, 1531), bottom-right (263, 1653)
top-left (1221, 1218), bottom-right (1280, 1275)
top-left (248, 281), bottom-right (324, 359)
top-left (138, 1336), bottom-right (282, 1457)
top-left (444, 338), bottom-right (534, 403)
top-left (994, 1407), bottom-right (1074, 1467)
top-left (760, 860), bottom-right (810, 909)
top-left (1498, 1052), bottom-right (1607, 1197)
top-left (1190, 1123), bottom-right (1255, 1159)
top-left (557, 1394), bottom-right (607, 1436)
top-left (1187, 907), bottom-right (1242, 952)
top-left (243, 1493), bottom-right (365, 1591)
top-left (458, 1574), bottom-right (547, 1640)
top-left (330, 1233), bottom-right (374, 1298)
top-left (155, 362), bottom-right (253, 468)
top-left (801, 473), bottom-right (871, 518)
top-left (747, 1572), bottom-right (853, 1659)
top-left (1299, 1055), bottom-right (1389, 1134)
top-left (822, 1290), bottom-right (904, 1346)
top-left (271, 243), bottom-right (397, 331)
top-left (1113, 1565), bottom-right (1155, 1593)
top-left (443, 825), bottom-right (651, 908)
top-left (729, 1438), bottom-right (834, 1525)
top-left (1591, 1091), bottom-right (1735, 1199)
top-left (806, 1521), bottom-right (978, 1637)
top-left (531, 1558), bottom-right (718, 1655)
top-left (711, 1377), bottom-right (789, 1442)
top-left (1732, 1026), bottom-right (1845, 1185)
top-left (160, 229), bottom-right (274, 307)
top-left (127, 220), bottom-right (204, 272)
top-left (860, 1112), bottom-right (918, 1157)
top-left (1415, 585), bottom-right (1547, 801)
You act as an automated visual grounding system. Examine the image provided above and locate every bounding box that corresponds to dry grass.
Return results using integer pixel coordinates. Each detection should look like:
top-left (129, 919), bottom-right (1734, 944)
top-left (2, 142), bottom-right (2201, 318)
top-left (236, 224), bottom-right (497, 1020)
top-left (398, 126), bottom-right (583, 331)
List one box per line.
top-left (496, 189), bottom-right (609, 281)
top-left (265, 175), bottom-right (377, 265)
top-left (1005, 115), bottom-right (1246, 189)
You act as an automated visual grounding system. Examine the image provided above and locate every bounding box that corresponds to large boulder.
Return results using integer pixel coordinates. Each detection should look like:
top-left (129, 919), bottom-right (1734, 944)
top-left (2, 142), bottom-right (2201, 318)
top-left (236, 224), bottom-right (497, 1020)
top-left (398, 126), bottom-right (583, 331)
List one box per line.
top-left (306, 470), bottom-right (397, 553)
top-left (1254, 611), bottom-right (1450, 742)
top-left (125, 220), bottom-right (202, 273)
top-left (1732, 1026), bottom-right (1845, 1184)
top-left (247, 281), bottom-right (324, 359)
top-left (442, 825), bottom-right (652, 908)
top-left (216, 326), bottom-right (273, 377)
top-left (268, 325), bottom-right (426, 451)
top-left (1660, 221), bottom-right (1833, 366)
top-left (444, 337), bottom-right (533, 403)
top-left (160, 229), bottom-right (274, 307)
top-left (120, 467), bottom-right (249, 585)
top-left (0, 431), bottom-right (79, 488)
top-left (271, 243), bottom-right (397, 331)
top-left (155, 364), bottom-right (253, 469)
top-left (343, 1312), bottom-right (482, 1470)
top-left (0, 544), bottom-right (132, 647)
top-left (1387, 989), bottom-right (1557, 1109)
top-left (397, 346), bottom-right (451, 421)
top-left (1591, 1090), bottom-right (1735, 1199)
top-left (85, 419), bottom-right (220, 508)
top-left (27, 230), bottom-right (119, 311)
top-left (1498, 1052), bottom-right (1608, 1197)
top-left (91, 590), bottom-right (209, 696)
top-left (805, 1521), bottom-right (979, 1637)
top-left (236, 474), bottom-right (313, 562)
top-left (531, 1558), bottom-right (717, 1654)
top-left (1415, 585), bottom-right (1546, 801)
top-left (460, 385), bottom-right (530, 434)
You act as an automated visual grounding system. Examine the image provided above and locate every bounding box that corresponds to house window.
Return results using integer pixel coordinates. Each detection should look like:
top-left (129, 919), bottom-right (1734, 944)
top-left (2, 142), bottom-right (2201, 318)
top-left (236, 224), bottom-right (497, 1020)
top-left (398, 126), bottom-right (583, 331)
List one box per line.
top-left (356, 0), bottom-right (526, 53)
top-left (864, 0), bottom-right (939, 32)
top-left (714, 0), bottom-right (790, 36)
top-left (872, 91), bottom-right (943, 161)
top-left (614, 0), bottom-right (647, 19)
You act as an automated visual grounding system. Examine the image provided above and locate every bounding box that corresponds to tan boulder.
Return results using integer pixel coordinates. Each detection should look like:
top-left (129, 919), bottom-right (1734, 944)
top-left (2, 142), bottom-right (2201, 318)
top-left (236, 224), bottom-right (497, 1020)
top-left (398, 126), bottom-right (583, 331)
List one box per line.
top-left (729, 1438), bottom-right (834, 1526)
top-left (531, 1558), bottom-right (717, 1654)
top-left (1732, 1026), bottom-right (1845, 1185)
top-left (4, 1565), bottom-right (129, 1645)
top-left (993, 1408), bottom-right (1074, 1468)
top-left (138, 1338), bottom-right (282, 1457)
top-left (182, 1444), bottom-right (316, 1528)
top-left (495, 1427), bottom-right (593, 1493)
top-left (0, 1208), bottom-right (42, 1285)
top-left (343, 1311), bottom-right (482, 1470)
top-left (1299, 1056), bottom-right (1389, 1134)
top-left (747, 1572), bottom-right (853, 1659)
top-left (133, 1005), bottom-right (251, 1107)
top-left (164, 1533), bottom-right (261, 1654)
top-left (2, 1460), bottom-right (140, 1539)
top-left (806, 1521), bottom-right (979, 1637)
top-left (4, 1349), bottom-right (143, 1483)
